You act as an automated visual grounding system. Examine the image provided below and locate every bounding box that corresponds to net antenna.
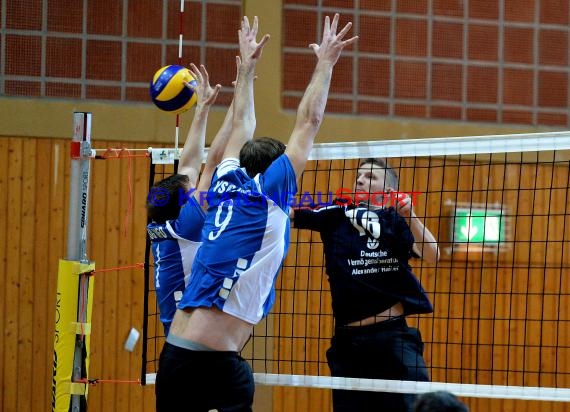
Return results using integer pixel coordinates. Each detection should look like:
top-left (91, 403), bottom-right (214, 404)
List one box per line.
top-left (173, 0), bottom-right (186, 163)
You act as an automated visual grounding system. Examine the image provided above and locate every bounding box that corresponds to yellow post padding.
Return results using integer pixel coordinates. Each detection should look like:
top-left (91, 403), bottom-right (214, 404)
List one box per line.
top-left (52, 259), bottom-right (95, 412)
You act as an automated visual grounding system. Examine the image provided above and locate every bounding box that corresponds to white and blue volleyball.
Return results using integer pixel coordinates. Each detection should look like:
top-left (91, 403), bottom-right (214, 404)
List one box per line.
top-left (150, 65), bottom-right (197, 114)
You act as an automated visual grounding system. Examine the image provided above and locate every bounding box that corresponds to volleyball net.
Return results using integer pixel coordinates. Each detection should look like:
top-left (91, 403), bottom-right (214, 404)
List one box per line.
top-left (141, 132), bottom-right (570, 404)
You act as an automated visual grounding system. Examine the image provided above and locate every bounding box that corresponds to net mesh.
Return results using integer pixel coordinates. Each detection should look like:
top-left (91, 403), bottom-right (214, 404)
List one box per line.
top-left (142, 132), bottom-right (570, 404)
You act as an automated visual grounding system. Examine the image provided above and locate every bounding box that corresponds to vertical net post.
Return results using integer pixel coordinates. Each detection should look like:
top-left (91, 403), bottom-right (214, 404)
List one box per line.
top-left (52, 112), bottom-right (95, 412)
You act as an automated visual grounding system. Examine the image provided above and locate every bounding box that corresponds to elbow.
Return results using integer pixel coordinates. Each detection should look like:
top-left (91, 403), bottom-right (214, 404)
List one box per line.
top-left (307, 112), bottom-right (323, 128)
top-left (420, 244), bottom-right (440, 265)
top-left (429, 245), bottom-right (441, 264)
top-left (300, 114), bottom-right (323, 133)
top-left (297, 106), bottom-right (324, 129)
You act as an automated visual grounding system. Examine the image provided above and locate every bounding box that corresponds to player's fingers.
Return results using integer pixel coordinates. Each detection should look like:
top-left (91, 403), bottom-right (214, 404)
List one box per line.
top-left (336, 21), bottom-right (353, 40)
top-left (342, 35), bottom-right (359, 47)
top-left (252, 34), bottom-right (270, 58)
top-left (258, 34), bottom-right (270, 48)
top-left (252, 16), bottom-right (259, 35)
top-left (330, 13), bottom-right (339, 34)
top-left (200, 64), bottom-right (209, 83)
top-left (323, 15), bottom-right (330, 35)
top-left (183, 81), bottom-right (196, 91)
top-left (189, 63), bottom-right (201, 79)
top-left (207, 84), bottom-right (221, 103)
top-left (188, 70), bottom-right (200, 84)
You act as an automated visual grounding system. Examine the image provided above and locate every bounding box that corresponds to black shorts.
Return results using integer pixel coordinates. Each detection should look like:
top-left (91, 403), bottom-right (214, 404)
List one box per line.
top-left (155, 342), bottom-right (255, 412)
top-left (327, 317), bottom-right (429, 412)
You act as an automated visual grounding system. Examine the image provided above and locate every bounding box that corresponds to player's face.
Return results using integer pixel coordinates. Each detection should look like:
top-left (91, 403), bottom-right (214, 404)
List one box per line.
top-left (355, 163), bottom-right (388, 194)
top-left (355, 163), bottom-right (392, 206)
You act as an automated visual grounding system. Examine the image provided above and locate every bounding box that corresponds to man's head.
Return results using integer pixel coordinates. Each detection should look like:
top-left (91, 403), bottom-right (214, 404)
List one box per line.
top-left (414, 391), bottom-right (469, 412)
top-left (147, 174), bottom-right (190, 223)
top-left (239, 136), bottom-right (286, 178)
top-left (355, 158), bottom-right (399, 200)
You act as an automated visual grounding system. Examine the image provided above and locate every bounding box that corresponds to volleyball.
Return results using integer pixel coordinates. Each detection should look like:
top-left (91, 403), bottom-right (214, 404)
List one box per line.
top-left (149, 65), bottom-right (197, 114)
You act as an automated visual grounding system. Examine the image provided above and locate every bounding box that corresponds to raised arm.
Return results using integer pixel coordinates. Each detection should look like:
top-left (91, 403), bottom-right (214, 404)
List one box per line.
top-left (285, 14), bottom-right (358, 179)
top-left (222, 16), bottom-right (270, 160)
top-left (394, 193), bottom-right (440, 264)
top-left (194, 56), bottom-right (243, 204)
top-left (177, 63), bottom-right (221, 182)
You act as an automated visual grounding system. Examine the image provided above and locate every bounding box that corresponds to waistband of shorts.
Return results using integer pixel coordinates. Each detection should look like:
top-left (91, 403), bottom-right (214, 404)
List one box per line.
top-left (335, 315), bottom-right (407, 335)
top-left (166, 334), bottom-right (216, 351)
top-left (164, 339), bottom-right (238, 357)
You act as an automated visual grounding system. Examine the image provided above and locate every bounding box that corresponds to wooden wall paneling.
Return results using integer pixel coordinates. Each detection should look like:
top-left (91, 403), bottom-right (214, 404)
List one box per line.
top-left (115, 150), bottom-right (132, 411)
top-left (126, 143), bottom-right (152, 409)
top-left (100, 143), bottom-right (121, 407)
top-left (46, 138), bottom-right (69, 409)
top-left (4, 137), bottom-right (23, 412)
top-left (0, 137), bottom-right (9, 409)
top-left (18, 138), bottom-right (37, 411)
top-left (32, 138), bottom-right (53, 409)
top-left (557, 316), bottom-right (570, 390)
top-left (86, 141), bottom-right (154, 410)
top-left (129, 143), bottom-right (153, 411)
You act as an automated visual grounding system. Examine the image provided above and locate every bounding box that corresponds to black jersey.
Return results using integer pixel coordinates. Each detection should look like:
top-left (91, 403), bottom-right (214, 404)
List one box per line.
top-left (294, 203), bottom-right (433, 325)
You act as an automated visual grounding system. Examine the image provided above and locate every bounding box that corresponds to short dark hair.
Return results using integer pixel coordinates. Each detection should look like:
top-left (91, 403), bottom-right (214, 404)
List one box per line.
top-left (146, 174), bottom-right (190, 223)
top-left (414, 391), bottom-right (469, 412)
top-left (239, 137), bottom-right (286, 178)
top-left (359, 157), bottom-right (399, 190)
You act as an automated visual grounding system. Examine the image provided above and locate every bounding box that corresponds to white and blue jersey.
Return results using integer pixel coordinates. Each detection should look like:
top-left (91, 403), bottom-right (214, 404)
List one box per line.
top-left (147, 196), bottom-right (206, 335)
top-left (179, 155), bottom-right (297, 324)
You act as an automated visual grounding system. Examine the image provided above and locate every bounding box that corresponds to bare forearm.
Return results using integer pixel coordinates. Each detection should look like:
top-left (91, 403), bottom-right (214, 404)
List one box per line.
top-left (409, 215), bottom-right (440, 264)
top-left (197, 100), bottom-right (235, 204)
top-left (285, 61), bottom-right (333, 177)
top-left (178, 104), bottom-right (210, 179)
top-left (297, 61), bottom-right (333, 132)
top-left (224, 66), bottom-right (256, 158)
top-left (207, 100), bottom-right (234, 166)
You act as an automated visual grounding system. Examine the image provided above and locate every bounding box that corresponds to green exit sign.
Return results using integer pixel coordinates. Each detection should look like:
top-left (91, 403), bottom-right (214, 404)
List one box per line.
top-left (453, 208), bottom-right (504, 244)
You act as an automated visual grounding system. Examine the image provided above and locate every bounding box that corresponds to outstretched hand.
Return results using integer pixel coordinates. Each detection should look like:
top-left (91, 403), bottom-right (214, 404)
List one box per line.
top-left (231, 56), bottom-right (258, 86)
top-left (238, 16), bottom-right (270, 65)
top-left (186, 63), bottom-right (221, 107)
top-left (388, 188), bottom-right (414, 219)
top-left (309, 13), bottom-right (358, 66)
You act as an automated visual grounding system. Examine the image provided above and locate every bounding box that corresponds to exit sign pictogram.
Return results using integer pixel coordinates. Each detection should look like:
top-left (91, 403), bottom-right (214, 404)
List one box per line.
top-left (453, 208), bottom-right (504, 244)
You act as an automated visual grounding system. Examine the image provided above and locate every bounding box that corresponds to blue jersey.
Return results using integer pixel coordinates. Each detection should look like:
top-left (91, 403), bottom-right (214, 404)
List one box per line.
top-left (179, 155), bottom-right (297, 324)
top-left (147, 196), bottom-right (206, 335)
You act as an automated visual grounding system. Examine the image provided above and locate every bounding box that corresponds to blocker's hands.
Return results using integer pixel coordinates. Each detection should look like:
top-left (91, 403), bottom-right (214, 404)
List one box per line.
top-left (186, 63), bottom-right (221, 107)
top-left (309, 13), bottom-right (358, 66)
top-left (238, 16), bottom-right (270, 66)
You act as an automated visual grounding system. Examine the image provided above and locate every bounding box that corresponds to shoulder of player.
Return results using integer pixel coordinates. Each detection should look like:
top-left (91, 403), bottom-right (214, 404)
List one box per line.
top-left (146, 222), bottom-right (171, 240)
